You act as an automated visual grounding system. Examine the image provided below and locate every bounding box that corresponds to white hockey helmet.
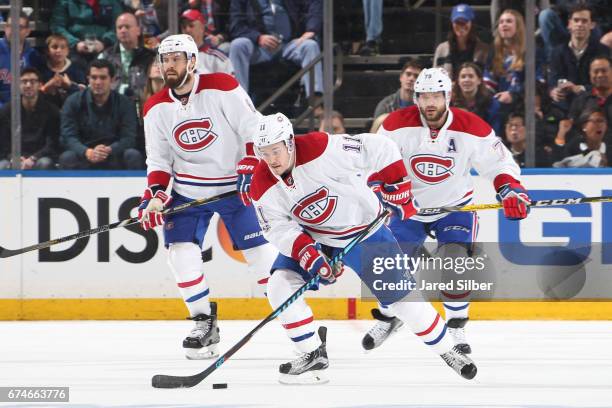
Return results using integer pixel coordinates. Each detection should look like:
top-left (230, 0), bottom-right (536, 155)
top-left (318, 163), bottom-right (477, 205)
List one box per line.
top-left (414, 67), bottom-right (452, 108)
top-left (254, 113), bottom-right (295, 155)
top-left (157, 34), bottom-right (199, 83)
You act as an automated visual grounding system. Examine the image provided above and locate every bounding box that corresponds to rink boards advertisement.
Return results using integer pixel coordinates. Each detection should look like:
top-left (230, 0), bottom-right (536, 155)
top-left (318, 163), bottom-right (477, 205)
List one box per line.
top-left (1, 169), bottom-right (611, 320)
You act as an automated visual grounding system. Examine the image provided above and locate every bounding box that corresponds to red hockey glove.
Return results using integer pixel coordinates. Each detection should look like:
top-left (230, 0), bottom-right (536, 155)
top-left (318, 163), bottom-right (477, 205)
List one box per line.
top-left (298, 243), bottom-right (340, 284)
top-left (236, 156), bottom-right (259, 206)
top-left (368, 177), bottom-right (418, 220)
top-left (138, 188), bottom-right (172, 230)
top-left (496, 182), bottom-right (531, 220)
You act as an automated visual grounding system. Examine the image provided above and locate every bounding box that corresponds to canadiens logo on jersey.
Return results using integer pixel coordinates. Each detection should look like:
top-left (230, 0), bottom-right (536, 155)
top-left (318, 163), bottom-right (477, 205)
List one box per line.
top-left (172, 118), bottom-right (218, 152)
top-left (291, 187), bottom-right (338, 225)
top-left (409, 154), bottom-right (455, 184)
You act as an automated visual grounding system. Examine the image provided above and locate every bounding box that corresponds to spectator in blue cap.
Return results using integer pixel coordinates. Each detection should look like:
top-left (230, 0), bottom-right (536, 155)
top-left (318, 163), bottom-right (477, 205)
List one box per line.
top-left (433, 3), bottom-right (490, 80)
top-left (453, 3), bottom-right (475, 21)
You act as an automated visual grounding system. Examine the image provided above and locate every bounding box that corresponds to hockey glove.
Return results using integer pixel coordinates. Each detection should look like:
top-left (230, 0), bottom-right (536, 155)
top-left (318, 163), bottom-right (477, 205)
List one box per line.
top-left (236, 156), bottom-right (259, 206)
top-left (298, 243), bottom-right (342, 284)
top-left (138, 188), bottom-right (172, 230)
top-left (496, 182), bottom-right (531, 220)
top-left (368, 177), bottom-right (418, 220)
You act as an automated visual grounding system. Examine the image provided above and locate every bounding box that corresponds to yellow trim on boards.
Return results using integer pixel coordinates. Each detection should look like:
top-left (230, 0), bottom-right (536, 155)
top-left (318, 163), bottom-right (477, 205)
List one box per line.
top-left (0, 298), bottom-right (611, 320)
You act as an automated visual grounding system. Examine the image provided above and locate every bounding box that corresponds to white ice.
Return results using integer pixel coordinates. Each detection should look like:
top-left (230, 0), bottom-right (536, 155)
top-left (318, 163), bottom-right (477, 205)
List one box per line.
top-left (0, 320), bottom-right (611, 408)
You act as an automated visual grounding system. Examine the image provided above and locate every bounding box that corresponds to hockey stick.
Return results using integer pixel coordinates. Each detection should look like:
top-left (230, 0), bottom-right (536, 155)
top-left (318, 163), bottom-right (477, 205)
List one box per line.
top-left (151, 209), bottom-right (391, 389)
top-left (0, 191), bottom-right (236, 259)
top-left (416, 196), bottom-right (612, 216)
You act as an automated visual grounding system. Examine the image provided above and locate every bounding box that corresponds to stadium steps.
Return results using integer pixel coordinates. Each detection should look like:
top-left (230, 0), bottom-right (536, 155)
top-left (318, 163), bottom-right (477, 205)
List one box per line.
top-left (326, 0), bottom-right (492, 134)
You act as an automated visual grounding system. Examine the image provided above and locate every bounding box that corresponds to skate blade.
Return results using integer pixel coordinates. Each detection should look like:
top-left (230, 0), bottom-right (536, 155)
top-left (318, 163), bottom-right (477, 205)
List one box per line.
top-left (184, 344), bottom-right (219, 360)
top-left (279, 370), bottom-right (329, 385)
top-left (455, 343), bottom-right (472, 354)
top-left (362, 322), bottom-right (405, 353)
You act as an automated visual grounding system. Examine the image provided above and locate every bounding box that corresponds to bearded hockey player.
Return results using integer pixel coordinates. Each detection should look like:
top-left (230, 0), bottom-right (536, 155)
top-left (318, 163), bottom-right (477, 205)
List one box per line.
top-left (138, 34), bottom-right (277, 360)
top-left (365, 67), bottom-right (530, 353)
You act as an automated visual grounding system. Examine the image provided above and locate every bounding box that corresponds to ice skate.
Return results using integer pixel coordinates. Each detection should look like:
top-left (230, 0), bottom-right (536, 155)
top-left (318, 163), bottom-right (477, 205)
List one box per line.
top-left (279, 326), bottom-right (329, 385)
top-left (440, 345), bottom-right (477, 380)
top-left (183, 302), bottom-right (220, 360)
top-left (362, 308), bottom-right (404, 351)
top-left (447, 317), bottom-right (471, 354)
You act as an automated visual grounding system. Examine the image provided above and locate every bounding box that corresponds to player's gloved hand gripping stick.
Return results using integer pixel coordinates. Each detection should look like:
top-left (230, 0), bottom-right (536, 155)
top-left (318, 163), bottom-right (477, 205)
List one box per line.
top-left (495, 182), bottom-right (531, 220)
top-left (367, 177), bottom-right (418, 220)
top-left (138, 188), bottom-right (173, 230)
top-left (150, 208), bottom-right (392, 389)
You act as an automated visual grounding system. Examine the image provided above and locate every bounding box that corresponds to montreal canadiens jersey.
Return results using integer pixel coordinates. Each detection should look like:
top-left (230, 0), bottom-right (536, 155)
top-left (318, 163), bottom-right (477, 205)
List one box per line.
top-left (250, 132), bottom-right (407, 258)
top-left (143, 73), bottom-right (259, 199)
top-left (378, 106), bottom-right (521, 221)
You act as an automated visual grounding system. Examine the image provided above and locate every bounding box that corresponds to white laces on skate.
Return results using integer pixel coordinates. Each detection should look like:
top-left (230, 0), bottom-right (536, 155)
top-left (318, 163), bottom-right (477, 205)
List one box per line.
top-left (439, 345), bottom-right (478, 379)
top-left (190, 319), bottom-right (212, 339)
top-left (289, 351), bottom-right (314, 372)
top-left (441, 346), bottom-right (471, 370)
top-left (449, 326), bottom-right (467, 344)
top-left (367, 320), bottom-right (392, 342)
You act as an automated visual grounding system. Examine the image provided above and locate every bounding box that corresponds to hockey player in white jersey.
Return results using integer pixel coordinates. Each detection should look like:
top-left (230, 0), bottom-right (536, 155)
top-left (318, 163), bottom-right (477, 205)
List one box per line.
top-left (249, 112), bottom-right (478, 384)
top-left (365, 67), bottom-right (531, 353)
top-left (138, 34), bottom-right (277, 360)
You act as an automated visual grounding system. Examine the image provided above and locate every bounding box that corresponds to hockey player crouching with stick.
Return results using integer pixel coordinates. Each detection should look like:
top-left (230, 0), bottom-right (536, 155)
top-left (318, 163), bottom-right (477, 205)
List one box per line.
top-left (248, 112), bottom-right (478, 384)
top-left (365, 67), bottom-right (531, 353)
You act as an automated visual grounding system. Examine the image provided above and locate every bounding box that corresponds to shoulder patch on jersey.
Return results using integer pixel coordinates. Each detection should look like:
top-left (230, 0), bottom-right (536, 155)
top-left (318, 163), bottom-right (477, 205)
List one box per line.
top-left (143, 88), bottom-right (172, 117)
top-left (447, 108), bottom-right (492, 137)
top-left (295, 132), bottom-right (329, 166)
top-left (381, 105), bottom-right (422, 132)
top-left (196, 73), bottom-right (239, 93)
top-left (251, 161), bottom-right (279, 202)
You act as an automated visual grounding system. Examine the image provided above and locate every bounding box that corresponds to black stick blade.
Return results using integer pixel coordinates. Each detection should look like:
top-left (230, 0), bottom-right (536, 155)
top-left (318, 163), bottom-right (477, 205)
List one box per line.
top-left (152, 374), bottom-right (202, 389)
top-left (0, 246), bottom-right (21, 258)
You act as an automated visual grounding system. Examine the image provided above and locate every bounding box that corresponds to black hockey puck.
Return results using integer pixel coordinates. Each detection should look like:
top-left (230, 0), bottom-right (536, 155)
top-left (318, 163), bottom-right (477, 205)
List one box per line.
top-left (212, 383), bottom-right (228, 389)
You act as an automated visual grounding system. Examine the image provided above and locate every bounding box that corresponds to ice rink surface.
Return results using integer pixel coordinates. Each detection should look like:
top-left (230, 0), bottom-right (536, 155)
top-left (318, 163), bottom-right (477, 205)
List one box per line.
top-left (0, 320), bottom-right (611, 408)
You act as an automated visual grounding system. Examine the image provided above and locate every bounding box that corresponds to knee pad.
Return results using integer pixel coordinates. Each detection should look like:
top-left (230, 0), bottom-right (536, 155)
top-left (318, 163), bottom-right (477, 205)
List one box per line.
top-left (242, 244), bottom-right (277, 283)
top-left (436, 242), bottom-right (491, 276)
top-left (167, 242), bottom-right (203, 281)
top-left (267, 269), bottom-right (305, 309)
top-left (435, 242), bottom-right (470, 260)
top-left (434, 242), bottom-right (471, 280)
top-left (434, 243), bottom-right (477, 304)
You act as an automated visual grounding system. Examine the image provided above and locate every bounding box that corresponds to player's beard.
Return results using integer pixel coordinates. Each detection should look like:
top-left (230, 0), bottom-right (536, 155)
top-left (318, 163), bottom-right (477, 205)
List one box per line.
top-left (164, 67), bottom-right (189, 89)
top-left (420, 105), bottom-right (446, 123)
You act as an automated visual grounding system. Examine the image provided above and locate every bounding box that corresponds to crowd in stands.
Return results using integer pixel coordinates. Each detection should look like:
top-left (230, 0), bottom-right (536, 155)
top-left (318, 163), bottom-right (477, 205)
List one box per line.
top-left (375, 1), bottom-right (611, 168)
top-left (0, 0), bottom-right (610, 169)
